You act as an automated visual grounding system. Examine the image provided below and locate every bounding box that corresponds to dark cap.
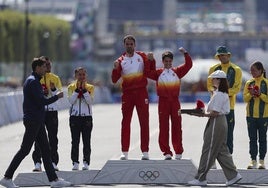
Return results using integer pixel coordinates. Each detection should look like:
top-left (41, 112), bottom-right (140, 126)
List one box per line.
top-left (214, 46), bottom-right (231, 59)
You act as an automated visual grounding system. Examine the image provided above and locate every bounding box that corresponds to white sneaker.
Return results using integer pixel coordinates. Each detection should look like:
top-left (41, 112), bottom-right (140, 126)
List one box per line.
top-left (72, 162), bottom-right (79, 171)
top-left (141, 152), bottom-right (149, 160)
top-left (50, 178), bottom-right (71, 188)
top-left (226, 173), bottom-right (242, 186)
top-left (188, 179), bottom-right (207, 186)
top-left (164, 154), bottom-right (172, 160)
top-left (247, 160), bottom-right (257, 169)
top-left (0, 177), bottom-right (19, 188)
top-left (175, 154), bottom-right (182, 160)
top-left (82, 161), bottom-right (89, 170)
top-left (53, 163), bottom-right (59, 171)
top-left (120, 152), bottom-right (128, 160)
top-left (259, 159), bottom-right (266, 169)
top-left (33, 162), bottom-right (42, 172)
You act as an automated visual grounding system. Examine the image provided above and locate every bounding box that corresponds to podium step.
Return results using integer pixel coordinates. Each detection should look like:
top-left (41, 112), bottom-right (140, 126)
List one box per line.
top-left (14, 170), bottom-right (99, 186)
top-left (91, 159), bottom-right (197, 184)
top-left (207, 169), bottom-right (268, 184)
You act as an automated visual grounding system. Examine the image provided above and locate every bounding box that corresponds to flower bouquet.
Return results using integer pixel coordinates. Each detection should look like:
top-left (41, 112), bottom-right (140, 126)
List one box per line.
top-left (180, 99), bottom-right (205, 115)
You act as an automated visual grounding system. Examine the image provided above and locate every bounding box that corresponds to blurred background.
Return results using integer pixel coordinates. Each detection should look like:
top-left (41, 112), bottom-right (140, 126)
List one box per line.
top-left (1, 0), bottom-right (268, 104)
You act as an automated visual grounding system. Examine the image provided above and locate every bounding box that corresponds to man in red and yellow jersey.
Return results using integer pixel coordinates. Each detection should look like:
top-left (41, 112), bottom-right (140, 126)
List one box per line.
top-left (145, 47), bottom-right (192, 160)
top-left (111, 35), bottom-right (155, 160)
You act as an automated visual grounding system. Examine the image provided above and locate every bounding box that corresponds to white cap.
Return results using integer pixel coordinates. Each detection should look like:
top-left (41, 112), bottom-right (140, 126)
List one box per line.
top-left (208, 70), bottom-right (226, 78)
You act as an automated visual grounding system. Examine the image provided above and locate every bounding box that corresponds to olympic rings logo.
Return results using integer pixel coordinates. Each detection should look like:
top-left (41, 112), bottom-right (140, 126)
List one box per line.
top-left (139, 170), bottom-right (160, 181)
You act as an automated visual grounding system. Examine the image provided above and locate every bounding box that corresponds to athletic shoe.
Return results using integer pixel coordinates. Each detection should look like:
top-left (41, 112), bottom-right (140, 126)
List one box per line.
top-left (33, 162), bottom-right (42, 172)
top-left (247, 160), bottom-right (257, 169)
top-left (82, 161), bottom-right (89, 170)
top-left (175, 154), bottom-right (182, 160)
top-left (226, 173), bottom-right (242, 186)
top-left (258, 160), bottom-right (266, 169)
top-left (141, 152), bottom-right (149, 160)
top-left (50, 178), bottom-right (71, 187)
top-left (187, 179), bottom-right (207, 186)
top-left (0, 177), bottom-right (19, 188)
top-left (72, 162), bottom-right (79, 171)
top-left (164, 154), bottom-right (172, 160)
top-left (120, 152), bottom-right (128, 160)
top-left (53, 163), bottom-right (59, 171)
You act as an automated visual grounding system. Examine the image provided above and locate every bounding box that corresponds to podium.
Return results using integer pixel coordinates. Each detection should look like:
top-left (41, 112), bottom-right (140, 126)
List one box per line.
top-left (91, 159), bottom-right (196, 184)
top-left (14, 159), bottom-right (268, 186)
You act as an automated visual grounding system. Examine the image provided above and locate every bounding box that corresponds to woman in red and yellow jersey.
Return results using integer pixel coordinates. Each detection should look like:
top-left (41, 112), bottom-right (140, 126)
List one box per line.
top-left (145, 47), bottom-right (192, 160)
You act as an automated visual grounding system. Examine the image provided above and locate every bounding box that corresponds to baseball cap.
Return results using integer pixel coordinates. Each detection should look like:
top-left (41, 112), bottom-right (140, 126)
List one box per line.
top-left (214, 46), bottom-right (231, 59)
top-left (208, 70), bottom-right (226, 78)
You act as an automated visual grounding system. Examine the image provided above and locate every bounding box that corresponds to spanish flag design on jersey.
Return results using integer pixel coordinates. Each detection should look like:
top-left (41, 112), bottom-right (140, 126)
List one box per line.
top-left (121, 53), bottom-right (144, 82)
top-left (112, 51), bottom-right (148, 92)
top-left (157, 69), bottom-right (180, 97)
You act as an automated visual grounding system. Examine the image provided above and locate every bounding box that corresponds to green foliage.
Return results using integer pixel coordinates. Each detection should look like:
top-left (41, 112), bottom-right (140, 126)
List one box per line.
top-left (0, 10), bottom-right (71, 63)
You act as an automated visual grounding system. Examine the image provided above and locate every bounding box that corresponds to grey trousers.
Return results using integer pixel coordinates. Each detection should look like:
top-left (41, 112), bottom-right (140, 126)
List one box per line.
top-left (195, 115), bottom-right (238, 181)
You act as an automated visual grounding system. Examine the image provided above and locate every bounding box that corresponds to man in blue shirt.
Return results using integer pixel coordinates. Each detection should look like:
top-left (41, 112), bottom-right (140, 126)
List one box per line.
top-left (0, 58), bottom-right (71, 188)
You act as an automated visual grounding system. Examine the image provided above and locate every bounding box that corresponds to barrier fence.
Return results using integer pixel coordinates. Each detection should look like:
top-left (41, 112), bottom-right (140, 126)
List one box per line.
top-left (0, 86), bottom-right (113, 127)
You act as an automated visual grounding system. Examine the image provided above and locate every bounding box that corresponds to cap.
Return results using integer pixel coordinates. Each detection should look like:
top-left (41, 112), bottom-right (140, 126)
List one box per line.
top-left (214, 46), bottom-right (231, 59)
top-left (208, 70), bottom-right (226, 78)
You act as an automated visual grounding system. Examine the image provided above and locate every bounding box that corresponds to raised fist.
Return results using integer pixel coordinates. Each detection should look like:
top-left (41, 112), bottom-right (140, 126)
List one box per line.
top-left (113, 60), bottom-right (119, 69)
top-left (179, 47), bottom-right (187, 54)
top-left (147, 52), bottom-right (154, 61)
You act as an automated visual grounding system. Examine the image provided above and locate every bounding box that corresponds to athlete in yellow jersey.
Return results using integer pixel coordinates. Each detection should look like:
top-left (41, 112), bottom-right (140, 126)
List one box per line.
top-left (207, 46), bottom-right (242, 154)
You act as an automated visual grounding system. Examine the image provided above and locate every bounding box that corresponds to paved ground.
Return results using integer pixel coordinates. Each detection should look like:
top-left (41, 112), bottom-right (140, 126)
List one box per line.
top-left (0, 103), bottom-right (265, 187)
